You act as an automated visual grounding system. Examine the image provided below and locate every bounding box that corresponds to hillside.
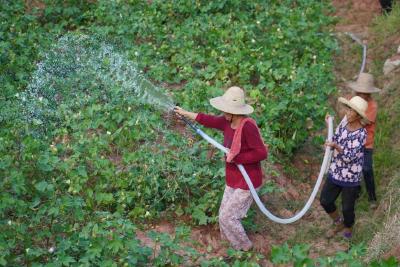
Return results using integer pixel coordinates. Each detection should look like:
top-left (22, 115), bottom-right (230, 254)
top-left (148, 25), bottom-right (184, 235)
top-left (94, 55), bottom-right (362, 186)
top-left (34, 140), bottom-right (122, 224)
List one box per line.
top-left (0, 1), bottom-right (399, 266)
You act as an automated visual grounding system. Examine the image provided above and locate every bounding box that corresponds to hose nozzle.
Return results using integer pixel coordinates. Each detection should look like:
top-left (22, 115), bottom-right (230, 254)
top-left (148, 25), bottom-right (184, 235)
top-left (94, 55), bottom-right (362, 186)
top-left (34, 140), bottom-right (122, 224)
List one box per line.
top-left (172, 104), bottom-right (199, 132)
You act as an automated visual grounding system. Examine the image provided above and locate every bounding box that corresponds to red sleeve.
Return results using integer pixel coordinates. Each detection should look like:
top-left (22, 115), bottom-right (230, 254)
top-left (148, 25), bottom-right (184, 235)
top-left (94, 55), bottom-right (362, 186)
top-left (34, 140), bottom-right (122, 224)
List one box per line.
top-left (195, 113), bottom-right (226, 131)
top-left (366, 100), bottom-right (378, 123)
top-left (233, 122), bottom-right (268, 164)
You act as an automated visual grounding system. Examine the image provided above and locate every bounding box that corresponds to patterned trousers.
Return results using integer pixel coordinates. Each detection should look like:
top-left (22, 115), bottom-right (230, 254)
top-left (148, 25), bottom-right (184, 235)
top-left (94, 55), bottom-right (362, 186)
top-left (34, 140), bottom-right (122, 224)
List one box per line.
top-left (218, 185), bottom-right (254, 250)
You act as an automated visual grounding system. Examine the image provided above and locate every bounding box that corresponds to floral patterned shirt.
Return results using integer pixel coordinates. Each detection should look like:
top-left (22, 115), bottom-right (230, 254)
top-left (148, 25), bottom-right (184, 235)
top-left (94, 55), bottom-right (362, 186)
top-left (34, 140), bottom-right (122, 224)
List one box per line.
top-left (328, 117), bottom-right (367, 187)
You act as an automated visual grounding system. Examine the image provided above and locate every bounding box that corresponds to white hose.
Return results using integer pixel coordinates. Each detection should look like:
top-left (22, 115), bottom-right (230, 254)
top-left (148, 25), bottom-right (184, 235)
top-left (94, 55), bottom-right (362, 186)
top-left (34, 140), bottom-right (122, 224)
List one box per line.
top-left (196, 117), bottom-right (334, 224)
top-left (344, 32), bottom-right (367, 75)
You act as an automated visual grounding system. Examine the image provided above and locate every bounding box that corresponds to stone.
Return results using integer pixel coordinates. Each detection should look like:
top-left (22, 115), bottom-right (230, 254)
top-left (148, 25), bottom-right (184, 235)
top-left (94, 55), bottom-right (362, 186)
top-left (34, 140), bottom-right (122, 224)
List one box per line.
top-left (383, 54), bottom-right (400, 75)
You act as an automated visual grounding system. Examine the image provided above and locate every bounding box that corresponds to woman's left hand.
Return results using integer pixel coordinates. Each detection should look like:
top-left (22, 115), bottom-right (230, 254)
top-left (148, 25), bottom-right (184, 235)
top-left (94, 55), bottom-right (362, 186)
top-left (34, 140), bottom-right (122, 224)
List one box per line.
top-left (324, 141), bottom-right (342, 153)
top-left (324, 141), bottom-right (335, 148)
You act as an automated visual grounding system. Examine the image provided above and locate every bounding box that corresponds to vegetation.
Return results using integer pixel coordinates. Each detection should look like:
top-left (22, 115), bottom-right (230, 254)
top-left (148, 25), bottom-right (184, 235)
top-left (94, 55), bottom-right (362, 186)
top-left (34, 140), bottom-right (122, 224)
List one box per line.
top-left (0, 0), bottom-right (398, 265)
top-left (360, 3), bottom-right (400, 261)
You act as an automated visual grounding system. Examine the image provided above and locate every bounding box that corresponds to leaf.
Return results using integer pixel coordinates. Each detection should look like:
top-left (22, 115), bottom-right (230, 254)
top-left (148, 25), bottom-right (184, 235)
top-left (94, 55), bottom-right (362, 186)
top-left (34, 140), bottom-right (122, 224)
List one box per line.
top-left (292, 244), bottom-right (310, 260)
top-left (95, 193), bottom-right (114, 204)
top-left (370, 257), bottom-right (399, 267)
top-left (271, 243), bottom-right (291, 264)
top-left (60, 255), bottom-right (76, 266)
top-left (0, 256), bottom-right (7, 266)
top-left (35, 180), bottom-right (49, 192)
top-left (191, 208), bottom-right (208, 225)
top-left (109, 240), bottom-right (124, 254)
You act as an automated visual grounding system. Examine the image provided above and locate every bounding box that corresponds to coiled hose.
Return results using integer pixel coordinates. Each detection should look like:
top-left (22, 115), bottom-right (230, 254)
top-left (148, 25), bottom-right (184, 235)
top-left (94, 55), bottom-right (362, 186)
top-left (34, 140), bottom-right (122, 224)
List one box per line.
top-left (180, 115), bottom-right (333, 224)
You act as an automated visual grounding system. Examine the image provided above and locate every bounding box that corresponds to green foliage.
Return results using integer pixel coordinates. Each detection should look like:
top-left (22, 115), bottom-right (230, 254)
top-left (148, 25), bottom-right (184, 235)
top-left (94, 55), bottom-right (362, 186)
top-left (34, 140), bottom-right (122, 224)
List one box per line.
top-left (201, 248), bottom-right (264, 267)
top-left (370, 257), bottom-right (400, 267)
top-left (371, 2), bottom-right (400, 44)
top-left (5, 0), bottom-right (390, 266)
top-left (0, 0), bottom-right (93, 104)
top-left (341, 4), bottom-right (400, 260)
top-left (270, 242), bottom-right (399, 267)
top-left (271, 243), bottom-right (312, 266)
top-left (148, 226), bottom-right (201, 266)
top-left (87, 0), bottom-right (338, 154)
top-left (1, 77), bottom-right (224, 265)
top-left (370, 3), bottom-right (400, 76)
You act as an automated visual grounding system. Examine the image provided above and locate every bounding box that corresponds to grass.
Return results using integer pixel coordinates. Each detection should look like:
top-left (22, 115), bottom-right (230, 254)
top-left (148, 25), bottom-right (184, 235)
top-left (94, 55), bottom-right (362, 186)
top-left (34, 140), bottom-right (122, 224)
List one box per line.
top-left (362, 93), bottom-right (400, 261)
top-left (253, 3), bottom-right (400, 263)
top-left (370, 3), bottom-right (400, 75)
top-left (371, 3), bottom-right (400, 40)
top-left (334, 34), bottom-right (365, 81)
top-left (286, 224), bottom-right (325, 246)
top-left (365, 172), bottom-right (400, 262)
top-left (354, 3), bottom-right (400, 261)
top-left (278, 3), bottom-right (400, 261)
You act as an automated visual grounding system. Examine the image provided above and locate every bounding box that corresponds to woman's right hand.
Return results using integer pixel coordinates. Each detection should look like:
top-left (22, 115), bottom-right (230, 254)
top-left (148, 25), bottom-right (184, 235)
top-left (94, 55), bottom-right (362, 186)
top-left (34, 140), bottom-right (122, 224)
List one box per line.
top-left (173, 106), bottom-right (187, 117)
top-left (174, 106), bottom-right (198, 120)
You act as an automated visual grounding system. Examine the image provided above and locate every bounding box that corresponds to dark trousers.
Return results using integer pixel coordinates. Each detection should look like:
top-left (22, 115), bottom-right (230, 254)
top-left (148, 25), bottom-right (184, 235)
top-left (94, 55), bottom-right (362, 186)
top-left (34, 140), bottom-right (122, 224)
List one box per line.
top-left (379, 0), bottom-right (393, 13)
top-left (320, 178), bottom-right (361, 228)
top-left (363, 148), bottom-right (377, 202)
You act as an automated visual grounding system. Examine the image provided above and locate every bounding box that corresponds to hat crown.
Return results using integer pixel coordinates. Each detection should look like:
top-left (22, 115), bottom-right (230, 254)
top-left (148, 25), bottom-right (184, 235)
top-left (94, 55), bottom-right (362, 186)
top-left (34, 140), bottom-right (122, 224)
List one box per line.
top-left (348, 73), bottom-right (381, 93)
top-left (349, 96), bottom-right (368, 113)
top-left (357, 73), bottom-right (375, 88)
top-left (338, 96), bottom-right (369, 122)
top-left (222, 86), bottom-right (246, 106)
top-left (209, 86), bottom-right (254, 114)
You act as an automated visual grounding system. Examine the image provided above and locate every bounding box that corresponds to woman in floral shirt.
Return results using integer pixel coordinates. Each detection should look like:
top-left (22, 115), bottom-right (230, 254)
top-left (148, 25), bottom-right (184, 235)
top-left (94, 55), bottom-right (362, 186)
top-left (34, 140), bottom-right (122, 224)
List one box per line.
top-left (320, 96), bottom-right (369, 239)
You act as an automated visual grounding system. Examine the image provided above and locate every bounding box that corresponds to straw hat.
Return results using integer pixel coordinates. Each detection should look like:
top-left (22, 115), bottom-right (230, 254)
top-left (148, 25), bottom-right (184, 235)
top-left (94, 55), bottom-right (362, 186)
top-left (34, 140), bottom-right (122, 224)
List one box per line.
top-left (209, 86), bottom-right (254, 115)
top-left (338, 96), bottom-right (369, 122)
top-left (347, 73), bottom-right (381, 93)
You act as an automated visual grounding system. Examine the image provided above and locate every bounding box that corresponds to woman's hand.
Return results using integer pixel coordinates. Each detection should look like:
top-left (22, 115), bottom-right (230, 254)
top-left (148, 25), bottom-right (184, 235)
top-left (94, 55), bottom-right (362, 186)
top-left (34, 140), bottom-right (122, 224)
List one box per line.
top-left (324, 141), bottom-right (343, 153)
top-left (325, 114), bottom-right (332, 125)
top-left (173, 106), bottom-right (198, 120)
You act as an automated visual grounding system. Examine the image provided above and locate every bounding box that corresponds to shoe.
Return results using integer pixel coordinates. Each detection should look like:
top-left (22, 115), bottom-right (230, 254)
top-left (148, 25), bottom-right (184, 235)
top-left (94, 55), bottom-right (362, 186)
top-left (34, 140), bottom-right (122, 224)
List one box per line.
top-left (343, 231), bottom-right (352, 239)
top-left (369, 201), bottom-right (378, 210)
top-left (326, 219), bottom-right (345, 239)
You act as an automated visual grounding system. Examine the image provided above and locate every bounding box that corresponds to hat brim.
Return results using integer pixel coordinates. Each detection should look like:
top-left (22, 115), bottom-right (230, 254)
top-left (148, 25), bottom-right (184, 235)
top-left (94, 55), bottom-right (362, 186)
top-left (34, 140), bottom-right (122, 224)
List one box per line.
top-left (210, 96), bottom-right (254, 115)
top-left (338, 97), bottom-right (370, 123)
top-left (347, 82), bottom-right (381, 93)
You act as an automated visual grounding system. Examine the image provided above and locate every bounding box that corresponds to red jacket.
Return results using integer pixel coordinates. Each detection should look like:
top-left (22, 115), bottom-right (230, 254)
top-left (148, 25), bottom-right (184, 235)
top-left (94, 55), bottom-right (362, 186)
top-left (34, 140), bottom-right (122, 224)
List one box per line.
top-left (196, 113), bottom-right (268, 190)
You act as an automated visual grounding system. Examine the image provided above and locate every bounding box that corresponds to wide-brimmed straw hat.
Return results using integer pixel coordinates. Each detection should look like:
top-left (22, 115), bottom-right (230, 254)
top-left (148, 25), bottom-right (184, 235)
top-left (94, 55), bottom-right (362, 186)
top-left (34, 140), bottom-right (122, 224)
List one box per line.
top-left (338, 96), bottom-right (369, 122)
top-left (347, 73), bottom-right (381, 93)
top-left (209, 86), bottom-right (254, 115)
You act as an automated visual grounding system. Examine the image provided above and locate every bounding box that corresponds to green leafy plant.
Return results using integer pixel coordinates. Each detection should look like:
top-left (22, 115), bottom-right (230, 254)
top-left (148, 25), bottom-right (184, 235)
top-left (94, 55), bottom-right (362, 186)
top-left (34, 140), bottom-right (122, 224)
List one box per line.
top-left (148, 226), bottom-right (200, 266)
top-left (6, 1), bottom-right (396, 266)
top-left (87, 0), bottom-right (338, 155)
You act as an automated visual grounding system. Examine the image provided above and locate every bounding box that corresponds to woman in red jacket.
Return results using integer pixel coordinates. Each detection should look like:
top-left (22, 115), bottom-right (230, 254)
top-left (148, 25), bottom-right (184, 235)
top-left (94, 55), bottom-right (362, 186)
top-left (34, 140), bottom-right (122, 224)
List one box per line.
top-left (174, 86), bottom-right (267, 251)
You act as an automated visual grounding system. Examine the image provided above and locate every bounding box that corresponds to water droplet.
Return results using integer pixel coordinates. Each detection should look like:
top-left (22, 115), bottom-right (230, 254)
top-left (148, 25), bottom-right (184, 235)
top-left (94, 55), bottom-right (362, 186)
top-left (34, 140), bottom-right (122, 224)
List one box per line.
top-left (20, 34), bottom-right (175, 136)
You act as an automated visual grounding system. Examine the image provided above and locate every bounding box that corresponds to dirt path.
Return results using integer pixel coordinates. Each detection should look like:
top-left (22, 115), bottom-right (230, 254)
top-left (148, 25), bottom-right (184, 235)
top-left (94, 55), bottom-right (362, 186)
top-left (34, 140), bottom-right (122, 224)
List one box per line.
top-left (135, 1), bottom-right (383, 264)
top-left (333, 0), bottom-right (382, 83)
top-left (334, 0), bottom-right (381, 34)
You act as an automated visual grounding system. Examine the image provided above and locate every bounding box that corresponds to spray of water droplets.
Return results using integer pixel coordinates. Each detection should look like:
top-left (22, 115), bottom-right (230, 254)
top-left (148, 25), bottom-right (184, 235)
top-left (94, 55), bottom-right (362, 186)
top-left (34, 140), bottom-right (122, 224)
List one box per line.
top-left (20, 34), bottom-right (175, 135)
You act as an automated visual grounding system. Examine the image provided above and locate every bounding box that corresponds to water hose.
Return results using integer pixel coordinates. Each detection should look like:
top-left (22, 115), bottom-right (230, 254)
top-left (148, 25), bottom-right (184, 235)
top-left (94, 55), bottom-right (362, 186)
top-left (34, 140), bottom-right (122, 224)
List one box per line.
top-left (177, 113), bottom-right (334, 224)
top-left (172, 31), bottom-right (366, 224)
top-left (344, 32), bottom-right (367, 75)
